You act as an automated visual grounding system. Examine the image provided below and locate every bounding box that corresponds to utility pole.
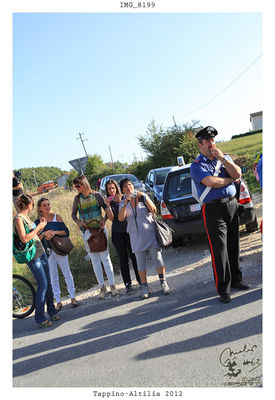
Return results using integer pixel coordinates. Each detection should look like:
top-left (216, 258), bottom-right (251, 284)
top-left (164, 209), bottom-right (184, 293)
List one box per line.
top-left (172, 115), bottom-right (179, 131)
top-left (77, 132), bottom-right (88, 157)
top-left (32, 170), bottom-right (38, 188)
top-left (108, 145), bottom-right (114, 167)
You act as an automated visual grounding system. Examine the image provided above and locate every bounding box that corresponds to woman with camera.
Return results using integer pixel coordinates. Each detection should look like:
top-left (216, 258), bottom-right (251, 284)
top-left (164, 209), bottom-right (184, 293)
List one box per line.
top-left (36, 197), bottom-right (78, 311)
top-left (105, 179), bottom-right (141, 294)
top-left (118, 178), bottom-right (170, 299)
top-left (71, 175), bottom-right (119, 299)
top-left (13, 194), bottom-right (60, 328)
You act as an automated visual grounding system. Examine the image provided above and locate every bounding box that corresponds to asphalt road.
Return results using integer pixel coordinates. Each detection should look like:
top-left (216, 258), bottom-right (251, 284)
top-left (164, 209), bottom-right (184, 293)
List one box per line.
top-left (13, 264), bottom-right (262, 389)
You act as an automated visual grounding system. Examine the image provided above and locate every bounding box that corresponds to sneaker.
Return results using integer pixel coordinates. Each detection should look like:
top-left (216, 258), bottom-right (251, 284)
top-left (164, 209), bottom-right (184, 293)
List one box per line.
top-left (160, 280), bottom-right (171, 295)
top-left (126, 284), bottom-right (134, 295)
top-left (110, 285), bottom-right (119, 296)
top-left (141, 284), bottom-right (149, 299)
top-left (98, 286), bottom-right (107, 300)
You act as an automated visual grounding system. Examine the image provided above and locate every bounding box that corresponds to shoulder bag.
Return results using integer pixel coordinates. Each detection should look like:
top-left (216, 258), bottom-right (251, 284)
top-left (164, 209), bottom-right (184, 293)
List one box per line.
top-left (50, 235), bottom-right (74, 256)
top-left (78, 195), bottom-right (107, 253)
top-left (13, 217), bottom-right (37, 264)
top-left (142, 197), bottom-right (174, 247)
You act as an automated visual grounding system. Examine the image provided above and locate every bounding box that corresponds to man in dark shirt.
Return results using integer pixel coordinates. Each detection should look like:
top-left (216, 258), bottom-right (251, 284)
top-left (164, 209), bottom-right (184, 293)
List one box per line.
top-left (13, 171), bottom-right (23, 211)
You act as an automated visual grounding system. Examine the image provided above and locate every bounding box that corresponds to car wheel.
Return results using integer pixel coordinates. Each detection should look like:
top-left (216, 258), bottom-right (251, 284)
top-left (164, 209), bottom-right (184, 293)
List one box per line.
top-left (246, 215), bottom-right (258, 233)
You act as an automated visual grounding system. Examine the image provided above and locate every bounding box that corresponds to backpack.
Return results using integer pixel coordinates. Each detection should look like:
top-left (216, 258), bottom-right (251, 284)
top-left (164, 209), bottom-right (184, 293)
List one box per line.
top-left (13, 217), bottom-right (36, 264)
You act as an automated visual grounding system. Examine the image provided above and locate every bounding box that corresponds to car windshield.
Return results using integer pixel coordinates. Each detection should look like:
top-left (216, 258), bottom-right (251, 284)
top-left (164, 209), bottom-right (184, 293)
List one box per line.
top-left (167, 171), bottom-right (191, 198)
top-left (155, 169), bottom-right (171, 185)
top-left (110, 174), bottom-right (139, 183)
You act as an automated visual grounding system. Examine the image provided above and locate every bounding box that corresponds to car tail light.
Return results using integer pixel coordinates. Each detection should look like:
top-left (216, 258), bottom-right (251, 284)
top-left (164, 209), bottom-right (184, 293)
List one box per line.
top-left (160, 200), bottom-right (173, 219)
top-left (238, 182), bottom-right (252, 205)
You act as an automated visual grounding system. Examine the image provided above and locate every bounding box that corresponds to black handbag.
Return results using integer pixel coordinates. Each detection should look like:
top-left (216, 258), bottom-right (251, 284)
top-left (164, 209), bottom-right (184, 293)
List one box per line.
top-left (153, 218), bottom-right (174, 247)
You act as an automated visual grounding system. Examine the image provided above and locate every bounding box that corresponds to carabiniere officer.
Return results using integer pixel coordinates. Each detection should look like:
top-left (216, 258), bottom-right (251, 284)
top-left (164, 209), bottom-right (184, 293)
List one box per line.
top-left (190, 126), bottom-right (250, 303)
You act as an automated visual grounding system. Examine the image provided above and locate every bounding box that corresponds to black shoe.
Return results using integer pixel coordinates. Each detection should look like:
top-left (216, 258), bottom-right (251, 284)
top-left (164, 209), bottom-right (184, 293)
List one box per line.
top-left (219, 294), bottom-right (231, 303)
top-left (126, 284), bottom-right (134, 295)
top-left (231, 281), bottom-right (251, 290)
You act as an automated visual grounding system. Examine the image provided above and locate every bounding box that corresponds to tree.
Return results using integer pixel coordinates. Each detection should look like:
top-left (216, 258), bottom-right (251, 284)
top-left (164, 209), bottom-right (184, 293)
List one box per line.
top-left (137, 119), bottom-right (202, 167)
top-left (175, 130), bottom-right (200, 164)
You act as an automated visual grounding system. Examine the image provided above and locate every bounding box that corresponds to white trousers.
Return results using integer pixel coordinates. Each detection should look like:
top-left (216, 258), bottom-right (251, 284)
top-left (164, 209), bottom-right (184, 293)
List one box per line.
top-left (47, 250), bottom-right (76, 303)
top-left (81, 227), bottom-right (115, 287)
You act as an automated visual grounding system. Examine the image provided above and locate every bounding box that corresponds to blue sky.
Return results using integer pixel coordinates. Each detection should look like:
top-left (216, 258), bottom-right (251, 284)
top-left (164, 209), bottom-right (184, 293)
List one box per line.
top-left (13, 12), bottom-right (262, 171)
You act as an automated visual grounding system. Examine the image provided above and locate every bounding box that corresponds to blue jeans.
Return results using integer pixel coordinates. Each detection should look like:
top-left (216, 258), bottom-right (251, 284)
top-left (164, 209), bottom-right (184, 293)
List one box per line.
top-left (27, 252), bottom-right (57, 324)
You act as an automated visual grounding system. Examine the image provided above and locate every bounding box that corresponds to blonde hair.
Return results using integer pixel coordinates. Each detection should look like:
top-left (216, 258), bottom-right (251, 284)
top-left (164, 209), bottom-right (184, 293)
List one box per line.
top-left (37, 197), bottom-right (50, 219)
top-left (73, 175), bottom-right (94, 193)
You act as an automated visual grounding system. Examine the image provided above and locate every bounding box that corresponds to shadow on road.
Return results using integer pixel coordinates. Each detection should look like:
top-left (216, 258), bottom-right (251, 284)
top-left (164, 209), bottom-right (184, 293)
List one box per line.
top-left (13, 283), bottom-right (262, 378)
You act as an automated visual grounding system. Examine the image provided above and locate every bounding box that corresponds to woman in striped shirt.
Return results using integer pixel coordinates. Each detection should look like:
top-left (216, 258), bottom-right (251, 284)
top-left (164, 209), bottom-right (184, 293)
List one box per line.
top-left (71, 175), bottom-right (119, 299)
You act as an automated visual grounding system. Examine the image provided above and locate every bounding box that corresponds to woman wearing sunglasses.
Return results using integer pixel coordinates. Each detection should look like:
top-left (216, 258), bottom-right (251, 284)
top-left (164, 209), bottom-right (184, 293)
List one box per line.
top-left (71, 175), bottom-right (119, 299)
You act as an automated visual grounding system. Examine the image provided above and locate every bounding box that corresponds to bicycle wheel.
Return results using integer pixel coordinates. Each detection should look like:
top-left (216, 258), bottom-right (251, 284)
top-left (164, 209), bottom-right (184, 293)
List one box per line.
top-left (13, 274), bottom-right (35, 319)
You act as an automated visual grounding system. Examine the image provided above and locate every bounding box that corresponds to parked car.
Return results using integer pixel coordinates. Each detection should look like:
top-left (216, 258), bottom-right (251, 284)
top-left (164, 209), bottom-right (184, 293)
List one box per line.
top-left (160, 163), bottom-right (258, 243)
top-left (99, 174), bottom-right (146, 197)
top-left (144, 166), bottom-right (173, 207)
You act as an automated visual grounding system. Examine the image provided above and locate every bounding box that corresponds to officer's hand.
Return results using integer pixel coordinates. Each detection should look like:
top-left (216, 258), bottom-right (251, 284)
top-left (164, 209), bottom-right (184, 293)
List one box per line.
top-left (210, 147), bottom-right (224, 161)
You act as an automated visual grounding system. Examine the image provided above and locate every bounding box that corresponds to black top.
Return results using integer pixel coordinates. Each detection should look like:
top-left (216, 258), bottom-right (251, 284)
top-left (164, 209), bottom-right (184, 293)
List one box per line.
top-left (13, 177), bottom-right (23, 197)
top-left (110, 201), bottom-right (127, 234)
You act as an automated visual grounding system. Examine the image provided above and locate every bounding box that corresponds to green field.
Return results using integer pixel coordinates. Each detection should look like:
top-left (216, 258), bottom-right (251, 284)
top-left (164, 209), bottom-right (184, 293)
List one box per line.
top-left (218, 132), bottom-right (262, 193)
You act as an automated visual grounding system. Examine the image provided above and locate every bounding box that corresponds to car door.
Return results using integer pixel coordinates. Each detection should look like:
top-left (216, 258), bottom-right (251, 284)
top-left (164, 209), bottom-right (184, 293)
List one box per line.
top-left (145, 171), bottom-right (154, 199)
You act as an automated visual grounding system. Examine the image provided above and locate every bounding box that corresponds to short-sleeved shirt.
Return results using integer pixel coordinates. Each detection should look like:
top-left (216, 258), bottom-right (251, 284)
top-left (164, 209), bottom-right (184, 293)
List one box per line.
top-left (190, 153), bottom-right (236, 203)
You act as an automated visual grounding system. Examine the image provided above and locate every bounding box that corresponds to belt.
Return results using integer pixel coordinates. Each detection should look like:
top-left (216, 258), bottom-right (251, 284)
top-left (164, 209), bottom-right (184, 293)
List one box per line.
top-left (204, 196), bottom-right (235, 205)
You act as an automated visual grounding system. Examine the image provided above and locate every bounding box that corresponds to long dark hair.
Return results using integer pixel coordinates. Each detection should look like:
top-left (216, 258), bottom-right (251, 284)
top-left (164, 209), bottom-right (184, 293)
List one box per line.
top-left (105, 179), bottom-right (121, 197)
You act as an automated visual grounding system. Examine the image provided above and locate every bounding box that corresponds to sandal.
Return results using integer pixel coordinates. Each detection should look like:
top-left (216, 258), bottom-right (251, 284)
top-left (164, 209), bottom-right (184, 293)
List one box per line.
top-left (39, 320), bottom-right (52, 328)
top-left (71, 298), bottom-right (79, 308)
top-left (55, 302), bottom-right (62, 312)
top-left (51, 314), bottom-right (61, 321)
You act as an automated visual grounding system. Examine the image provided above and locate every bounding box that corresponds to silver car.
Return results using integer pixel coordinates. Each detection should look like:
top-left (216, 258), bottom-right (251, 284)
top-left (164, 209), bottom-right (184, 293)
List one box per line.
top-left (99, 174), bottom-right (146, 197)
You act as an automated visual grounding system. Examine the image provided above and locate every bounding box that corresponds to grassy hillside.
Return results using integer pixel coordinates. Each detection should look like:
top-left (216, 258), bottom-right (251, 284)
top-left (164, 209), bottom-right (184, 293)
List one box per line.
top-left (218, 132), bottom-right (262, 193)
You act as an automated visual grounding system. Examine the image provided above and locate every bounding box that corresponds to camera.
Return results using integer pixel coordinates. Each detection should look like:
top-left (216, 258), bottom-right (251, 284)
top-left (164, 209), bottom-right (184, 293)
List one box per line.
top-left (130, 190), bottom-right (138, 198)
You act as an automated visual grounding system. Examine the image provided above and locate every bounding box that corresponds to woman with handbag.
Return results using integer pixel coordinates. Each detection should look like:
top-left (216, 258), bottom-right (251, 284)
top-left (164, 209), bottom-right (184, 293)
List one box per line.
top-left (105, 179), bottom-right (141, 294)
top-left (36, 197), bottom-right (78, 311)
top-left (13, 194), bottom-right (60, 328)
top-left (71, 175), bottom-right (119, 299)
top-left (118, 179), bottom-right (171, 299)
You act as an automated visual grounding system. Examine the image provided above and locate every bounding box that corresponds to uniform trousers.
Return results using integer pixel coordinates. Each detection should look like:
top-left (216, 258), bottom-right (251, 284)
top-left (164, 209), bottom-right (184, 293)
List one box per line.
top-left (201, 197), bottom-right (242, 296)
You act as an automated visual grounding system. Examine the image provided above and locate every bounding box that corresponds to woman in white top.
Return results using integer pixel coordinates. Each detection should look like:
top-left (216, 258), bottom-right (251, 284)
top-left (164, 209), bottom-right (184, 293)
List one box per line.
top-left (36, 197), bottom-right (78, 311)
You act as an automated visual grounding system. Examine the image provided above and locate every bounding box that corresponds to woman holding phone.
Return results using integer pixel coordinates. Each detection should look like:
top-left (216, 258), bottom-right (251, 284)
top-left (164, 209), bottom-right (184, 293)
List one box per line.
top-left (105, 179), bottom-right (141, 294)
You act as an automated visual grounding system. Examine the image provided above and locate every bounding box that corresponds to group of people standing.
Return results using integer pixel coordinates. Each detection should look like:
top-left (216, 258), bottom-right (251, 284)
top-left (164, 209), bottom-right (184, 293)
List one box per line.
top-left (13, 174), bottom-right (170, 328)
top-left (13, 125), bottom-right (256, 328)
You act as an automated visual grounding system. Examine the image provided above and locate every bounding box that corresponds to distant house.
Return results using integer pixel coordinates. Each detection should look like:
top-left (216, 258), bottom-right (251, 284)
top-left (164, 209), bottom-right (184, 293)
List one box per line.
top-left (250, 111), bottom-right (262, 131)
top-left (56, 173), bottom-right (70, 188)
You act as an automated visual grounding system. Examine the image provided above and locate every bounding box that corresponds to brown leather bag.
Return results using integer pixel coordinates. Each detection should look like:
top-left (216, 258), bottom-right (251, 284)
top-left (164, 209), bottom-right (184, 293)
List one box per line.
top-left (87, 227), bottom-right (107, 253)
top-left (50, 235), bottom-right (74, 256)
top-left (78, 195), bottom-right (107, 253)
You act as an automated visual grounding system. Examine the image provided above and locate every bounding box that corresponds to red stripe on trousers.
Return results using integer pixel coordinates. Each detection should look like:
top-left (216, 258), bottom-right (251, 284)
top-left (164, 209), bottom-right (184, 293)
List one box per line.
top-left (202, 204), bottom-right (219, 292)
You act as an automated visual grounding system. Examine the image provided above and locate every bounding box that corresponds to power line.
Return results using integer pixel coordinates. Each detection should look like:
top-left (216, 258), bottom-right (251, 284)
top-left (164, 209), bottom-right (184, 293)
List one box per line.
top-left (174, 54), bottom-right (262, 118)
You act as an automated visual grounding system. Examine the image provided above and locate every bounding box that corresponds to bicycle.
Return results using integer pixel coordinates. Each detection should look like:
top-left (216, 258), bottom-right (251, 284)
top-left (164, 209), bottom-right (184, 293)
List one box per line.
top-left (13, 274), bottom-right (35, 319)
